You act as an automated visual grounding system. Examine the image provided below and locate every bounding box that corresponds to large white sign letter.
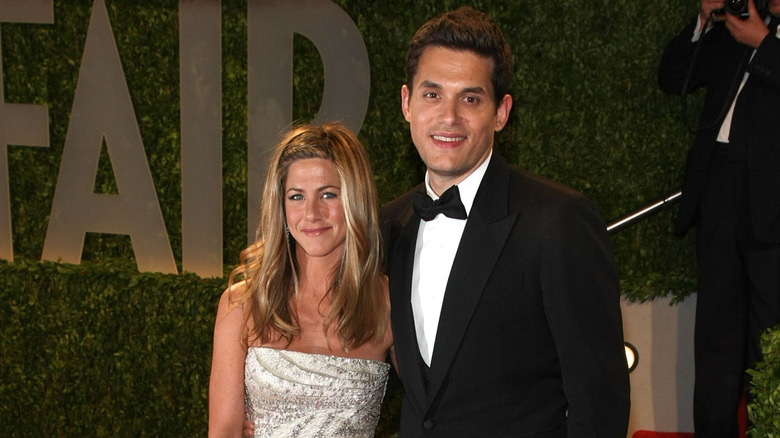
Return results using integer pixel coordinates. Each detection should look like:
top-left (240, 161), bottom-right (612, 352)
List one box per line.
top-left (0, 0), bottom-right (52, 261)
top-left (180, 0), bottom-right (222, 277)
top-left (42, 0), bottom-right (176, 274)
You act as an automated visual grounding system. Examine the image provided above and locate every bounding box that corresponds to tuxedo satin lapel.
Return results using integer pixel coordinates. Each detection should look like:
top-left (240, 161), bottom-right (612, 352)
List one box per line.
top-left (388, 206), bottom-right (429, 412)
top-left (425, 155), bottom-right (518, 402)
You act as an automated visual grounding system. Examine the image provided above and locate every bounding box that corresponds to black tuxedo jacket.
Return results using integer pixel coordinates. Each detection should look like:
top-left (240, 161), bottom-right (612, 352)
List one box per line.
top-left (381, 154), bottom-right (630, 438)
top-left (658, 18), bottom-right (780, 243)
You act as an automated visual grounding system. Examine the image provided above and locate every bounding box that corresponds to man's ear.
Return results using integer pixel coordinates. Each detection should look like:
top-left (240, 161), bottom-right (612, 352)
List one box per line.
top-left (401, 84), bottom-right (412, 122)
top-left (495, 94), bottom-right (513, 131)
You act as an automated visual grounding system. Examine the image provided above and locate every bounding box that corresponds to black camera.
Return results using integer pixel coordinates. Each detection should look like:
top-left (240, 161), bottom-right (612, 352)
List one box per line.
top-left (714, 0), bottom-right (767, 19)
top-left (722, 0), bottom-right (749, 18)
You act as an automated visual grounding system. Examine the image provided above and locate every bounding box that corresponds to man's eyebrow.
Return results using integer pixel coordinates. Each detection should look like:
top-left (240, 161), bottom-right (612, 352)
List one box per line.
top-left (419, 80), bottom-right (486, 95)
top-left (462, 86), bottom-right (487, 94)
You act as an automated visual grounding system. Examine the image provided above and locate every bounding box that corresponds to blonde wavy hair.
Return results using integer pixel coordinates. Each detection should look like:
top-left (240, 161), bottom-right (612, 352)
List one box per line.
top-left (228, 122), bottom-right (387, 350)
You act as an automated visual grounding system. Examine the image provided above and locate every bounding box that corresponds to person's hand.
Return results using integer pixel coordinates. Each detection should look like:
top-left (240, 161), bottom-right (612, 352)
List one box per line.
top-left (243, 420), bottom-right (255, 437)
top-left (725, 0), bottom-right (771, 47)
top-left (702, 0), bottom-right (726, 27)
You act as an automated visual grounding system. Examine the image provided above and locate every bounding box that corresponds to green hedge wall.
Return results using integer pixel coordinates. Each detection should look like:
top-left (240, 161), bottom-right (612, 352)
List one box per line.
top-left (0, 0), bottom-right (739, 435)
top-left (747, 324), bottom-right (780, 437)
top-left (0, 260), bottom-right (222, 436)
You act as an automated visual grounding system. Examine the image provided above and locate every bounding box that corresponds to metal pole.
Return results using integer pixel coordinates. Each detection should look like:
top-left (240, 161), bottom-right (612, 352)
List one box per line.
top-left (607, 190), bottom-right (682, 233)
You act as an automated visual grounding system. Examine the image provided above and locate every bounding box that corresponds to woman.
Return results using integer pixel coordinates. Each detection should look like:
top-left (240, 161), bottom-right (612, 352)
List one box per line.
top-left (208, 123), bottom-right (394, 437)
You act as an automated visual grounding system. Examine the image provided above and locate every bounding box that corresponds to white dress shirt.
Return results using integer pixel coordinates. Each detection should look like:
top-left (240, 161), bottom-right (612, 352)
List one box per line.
top-left (411, 152), bottom-right (491, 366)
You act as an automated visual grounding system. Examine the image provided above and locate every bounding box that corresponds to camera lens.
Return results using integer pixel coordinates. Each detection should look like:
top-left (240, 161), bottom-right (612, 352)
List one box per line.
top-left (725, 0), bottom-right (746, 13)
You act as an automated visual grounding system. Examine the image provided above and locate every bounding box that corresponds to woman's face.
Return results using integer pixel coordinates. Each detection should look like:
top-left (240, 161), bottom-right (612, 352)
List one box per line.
top-left (284, 158), bottom-right (347, 265)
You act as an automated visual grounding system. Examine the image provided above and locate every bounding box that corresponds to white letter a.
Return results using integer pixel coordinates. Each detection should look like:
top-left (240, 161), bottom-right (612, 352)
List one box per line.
top-left (42, 0), bottom-right (176, 274)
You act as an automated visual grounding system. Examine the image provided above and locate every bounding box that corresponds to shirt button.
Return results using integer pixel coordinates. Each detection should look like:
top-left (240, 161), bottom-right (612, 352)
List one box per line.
top-left (423, 419), bottom-right (435, 430)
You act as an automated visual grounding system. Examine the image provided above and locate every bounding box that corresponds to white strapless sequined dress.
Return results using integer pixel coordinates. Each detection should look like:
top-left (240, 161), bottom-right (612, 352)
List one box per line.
top-left (244, 347), bottom-right (390, 438)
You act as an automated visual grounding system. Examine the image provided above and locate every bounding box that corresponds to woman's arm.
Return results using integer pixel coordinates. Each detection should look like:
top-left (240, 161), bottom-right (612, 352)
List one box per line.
top-left (208, 285), bottom-right (249, 438)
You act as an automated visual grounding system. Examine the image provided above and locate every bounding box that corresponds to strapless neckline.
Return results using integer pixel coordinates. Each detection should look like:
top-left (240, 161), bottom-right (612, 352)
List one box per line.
top-left (248, 346), bottom-right (389, 367)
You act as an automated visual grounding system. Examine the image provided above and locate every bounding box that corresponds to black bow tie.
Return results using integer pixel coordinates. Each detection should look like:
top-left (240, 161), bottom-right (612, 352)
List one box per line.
top-left (412, 185), bottom-right (468, 221)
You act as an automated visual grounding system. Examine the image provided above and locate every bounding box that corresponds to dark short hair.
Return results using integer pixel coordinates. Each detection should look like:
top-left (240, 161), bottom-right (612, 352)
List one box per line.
top-left (405, 6), bottom-right (512, 107)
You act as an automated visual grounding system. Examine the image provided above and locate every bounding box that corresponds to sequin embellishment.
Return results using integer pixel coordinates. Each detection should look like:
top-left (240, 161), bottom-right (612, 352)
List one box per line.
top-left (245, 347), bottom-right (390, 437)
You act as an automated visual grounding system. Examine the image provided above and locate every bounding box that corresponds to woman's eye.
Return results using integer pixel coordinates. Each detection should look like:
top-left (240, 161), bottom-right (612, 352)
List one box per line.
top-left (288, 193), bottom-right (303, 201)
top-left (322, 191), bottom-right (338, 199)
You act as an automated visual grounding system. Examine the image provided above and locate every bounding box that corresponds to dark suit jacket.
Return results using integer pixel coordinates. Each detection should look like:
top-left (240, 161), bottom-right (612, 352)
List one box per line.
top-left (658, 18), bottom-right (780, 243)
top-left (380, 154), bottom-right (630, 438)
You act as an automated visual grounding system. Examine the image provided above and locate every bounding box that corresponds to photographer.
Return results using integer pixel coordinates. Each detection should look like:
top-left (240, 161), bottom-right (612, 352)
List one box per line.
top-left (658, 0), bottom-right (780, 436)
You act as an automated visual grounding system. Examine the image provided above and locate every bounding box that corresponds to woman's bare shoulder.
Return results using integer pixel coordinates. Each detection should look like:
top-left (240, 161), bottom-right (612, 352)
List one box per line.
top-left (217, 280), bottom-right (250, 318)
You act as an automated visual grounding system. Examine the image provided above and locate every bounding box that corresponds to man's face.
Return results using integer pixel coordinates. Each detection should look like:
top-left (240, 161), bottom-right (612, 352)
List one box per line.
top-left (401, 46), bottom-right (512, 193)
top-left (770, 0), bottom-right (780, 16)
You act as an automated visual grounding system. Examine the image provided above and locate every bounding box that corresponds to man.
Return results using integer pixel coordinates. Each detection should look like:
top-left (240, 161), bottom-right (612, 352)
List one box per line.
top-left (658, 0), bottom-right (780, 436)
top-left (381, 6), bottom-right (630, 437)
